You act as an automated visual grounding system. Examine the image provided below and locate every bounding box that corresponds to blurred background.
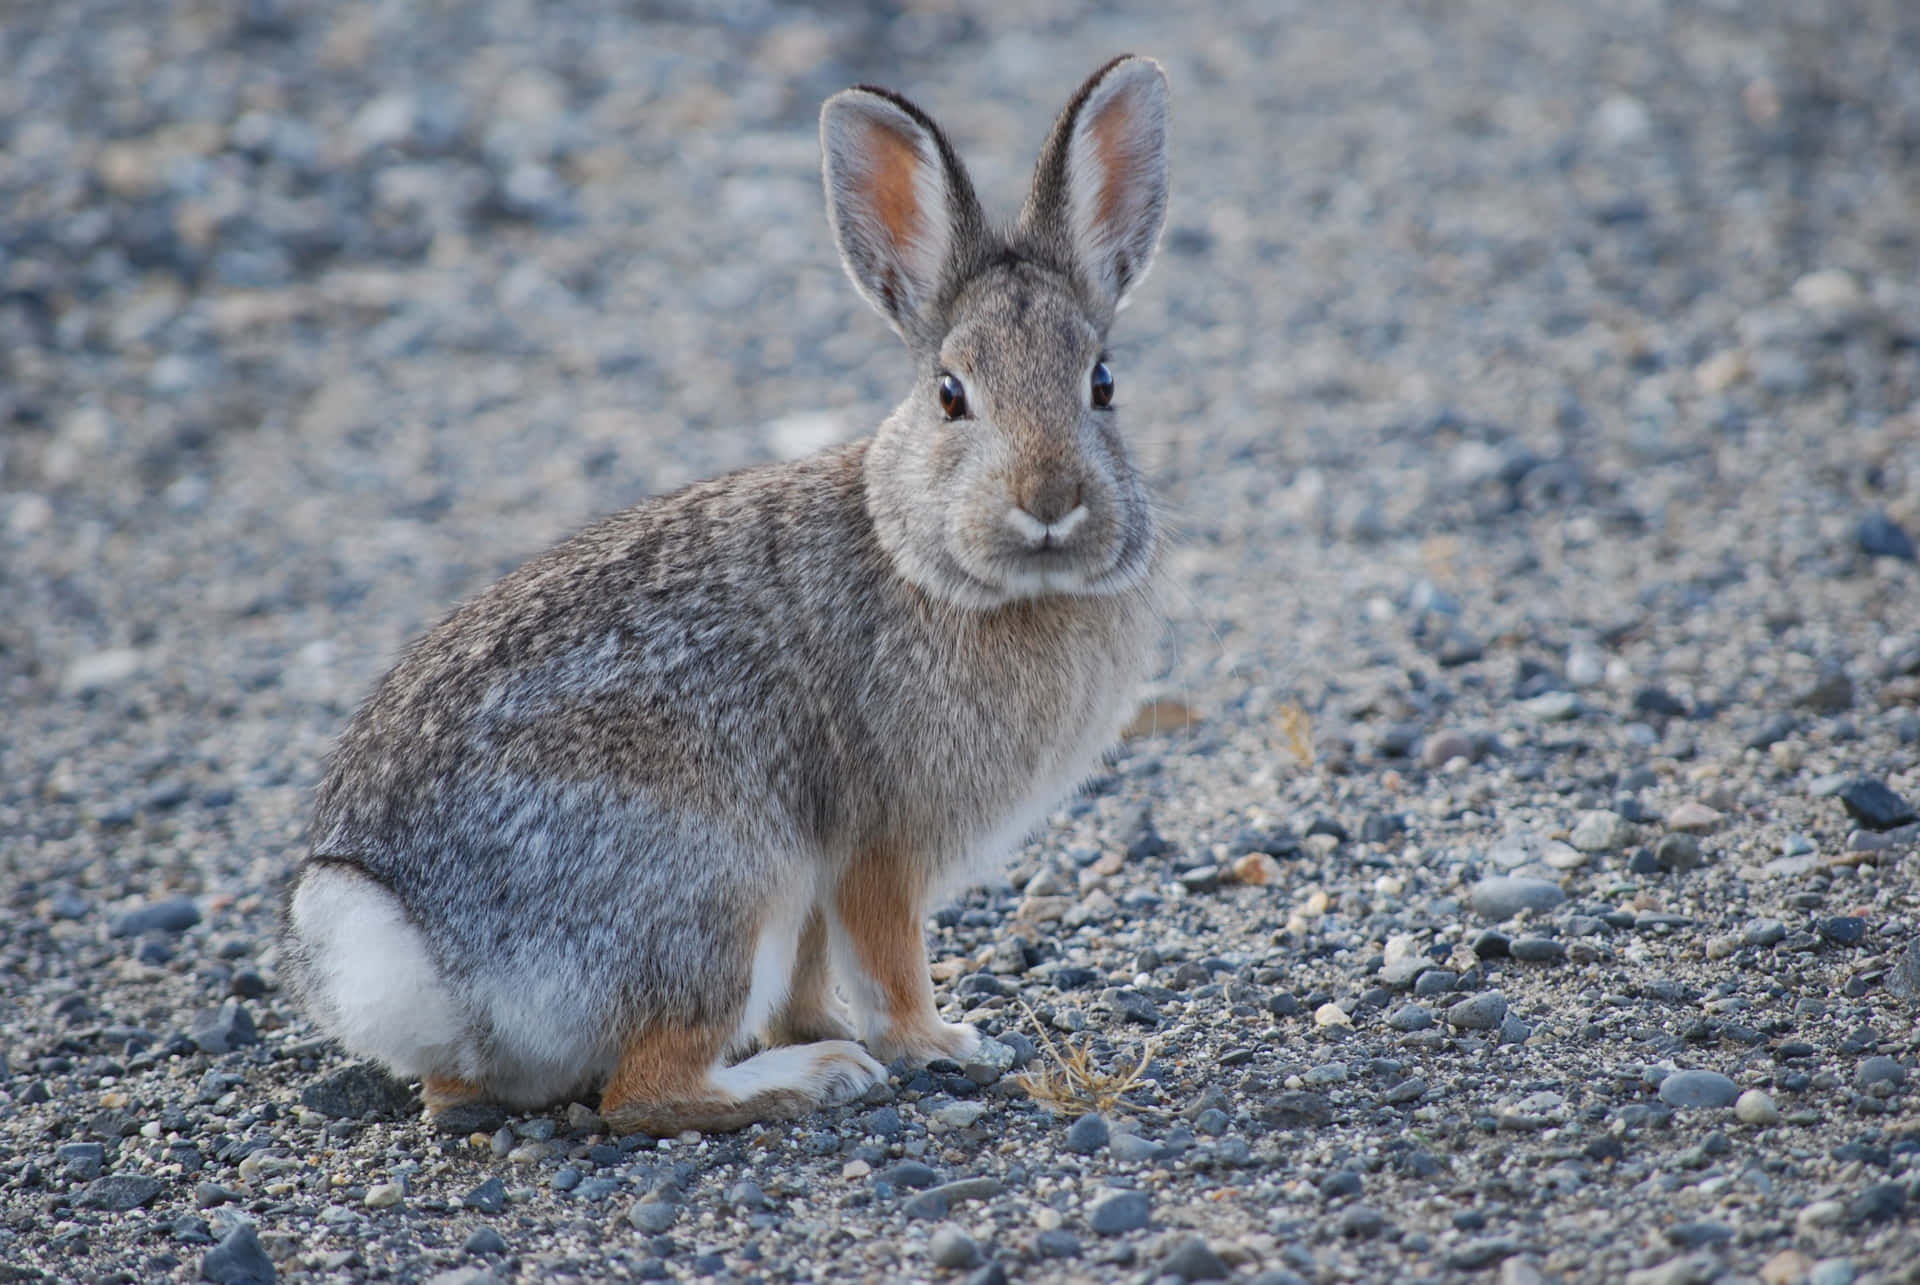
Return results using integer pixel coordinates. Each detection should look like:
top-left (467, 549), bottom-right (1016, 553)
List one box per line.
top-left (2, 0), bottom-right (1917, 878)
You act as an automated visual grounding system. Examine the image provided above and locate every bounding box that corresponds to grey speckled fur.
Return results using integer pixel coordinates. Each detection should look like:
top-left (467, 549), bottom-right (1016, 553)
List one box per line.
top-left (282, 56), bottom-right (1173, 1118)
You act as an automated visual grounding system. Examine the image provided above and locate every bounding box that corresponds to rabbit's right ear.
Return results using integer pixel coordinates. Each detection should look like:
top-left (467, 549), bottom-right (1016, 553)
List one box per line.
top-left (1018, 56), bottom-right (1170, 321)
top-left (821, 87), bottom-right (985, 341)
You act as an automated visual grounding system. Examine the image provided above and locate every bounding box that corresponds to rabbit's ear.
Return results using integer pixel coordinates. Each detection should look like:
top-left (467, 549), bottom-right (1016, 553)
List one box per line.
top-left (821, 87), bottom-right (985, 340)
top-left (1019, 56), bottom-right (1170, 317)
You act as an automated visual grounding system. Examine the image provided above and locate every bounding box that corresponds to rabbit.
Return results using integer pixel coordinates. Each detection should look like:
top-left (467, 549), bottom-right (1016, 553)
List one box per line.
top-left (281, 54), bottom-right (1172, 1136)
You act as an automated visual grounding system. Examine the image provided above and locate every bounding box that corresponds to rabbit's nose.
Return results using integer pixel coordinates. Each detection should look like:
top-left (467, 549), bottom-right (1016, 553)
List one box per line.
top-left (1015, 475), bottom-right (1083, 528)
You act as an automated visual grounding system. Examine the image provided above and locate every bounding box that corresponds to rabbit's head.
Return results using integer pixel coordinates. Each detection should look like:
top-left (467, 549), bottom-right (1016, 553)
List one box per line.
top-left (822, 56), bottom-right (1170, 610)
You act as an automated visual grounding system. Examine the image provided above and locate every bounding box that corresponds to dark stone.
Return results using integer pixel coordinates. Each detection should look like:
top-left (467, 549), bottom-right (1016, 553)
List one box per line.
top-left (1448, 1237), bottom-right (1519, 1269)
top-left (75, 1174), bottom-right (165, 1211)
top-left (1267, 993), bottom-right (1300, 1018)
top-left (1318, 1169), bottom-right (1363, 1199)
top-left (1036, 1229), bottom-right (1082, 1258)
top-left (1231, 825), bottom-right (1299, 857)
top-left (1628, 848), bottom-right (1661, 875)
top-left (1633, 686), bottom-right (1688, 718)
top-left (200, 1223), bottom-right (275, 1284)
top-left (460, 1221), bottom-right (506, 1252)
top-left (1123, 805), bottom-right (1168, 859)
top-left (1798, 669), bottom-right (1854, 712)
top-left (1360, 812), bottom-right (1405, 843)
top-left (1304, 816), bottom-right (1349, 842)
top-left (1156, 1234), bottom-right (1227, 1280)
top-left (1744, 713), bottom-right (1797, 750)
top-left (1471, 930), bottom-right (1510, 958)
top-left (1664, 1221), bottom-right (1733, 1247)
top-left (1104, 988), bottom-right (1161, 1026)
top-left (1887, 940), bottom-right (1920, 1005)
top-left (955, 972), bottom-right (1006, 999)
top-left (878, 1161), bottom-right (938, 1190)
top-left (189, 1001), bottom-right (257, 1055)
top-left (300, 1063), bottom-right (418, 1120)
top-left (109, 896), bottom-right (201, 938)
top-left (1838, 779), bottom-right (1916, 830)
top-left (57, 1141), bottom-right (105, 1181)
top-left (1339, 1205), bottom-right (1386, 1239)
top-left (1509, 937), bottom-right (1565, 963)
top-left (463, 1177), bottom-right (508, 1215)
top-left (1065, 1114), bottom-right (1110, 1154)
top-left (1858, 511), bottom-right (1916, 561)
top-left (1818, 916), bottom-right (1867, 946)
top-left (1256, 1091), bottom-right (1331, 1127)
top-left (1089, 1190), bottom-right (1152, 1235)
top-left (1849, 1181), bottom-right (1907, 1223)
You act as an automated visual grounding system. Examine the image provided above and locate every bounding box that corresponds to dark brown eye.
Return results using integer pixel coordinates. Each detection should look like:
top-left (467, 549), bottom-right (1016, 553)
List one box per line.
top-left (1090, 360), bottom-right (1114, 409)
top-left (938, 372), bottom-right (968, 420)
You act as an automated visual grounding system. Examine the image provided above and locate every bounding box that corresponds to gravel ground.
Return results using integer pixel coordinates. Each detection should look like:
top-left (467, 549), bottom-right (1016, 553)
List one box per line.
top-left (5, 1), bottom-right (1920, 1282)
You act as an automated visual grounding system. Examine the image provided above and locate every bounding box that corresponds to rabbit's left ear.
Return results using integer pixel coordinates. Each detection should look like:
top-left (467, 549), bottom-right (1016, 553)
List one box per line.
top-left (821, 86), bottom-right (988, 342)
top-left (1018, 56), bottom-right (1171, 318)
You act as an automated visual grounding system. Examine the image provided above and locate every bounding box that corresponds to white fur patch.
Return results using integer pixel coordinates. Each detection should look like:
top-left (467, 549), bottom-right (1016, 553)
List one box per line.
top-left (711, 1041), bottom-right (885, 1105)
top-left (1004, 504), bottom-right (1090, 548)
top-left (288, 866), bottom-right (466, 1079)
top-left (729, 897), bottom-right (811, 1055)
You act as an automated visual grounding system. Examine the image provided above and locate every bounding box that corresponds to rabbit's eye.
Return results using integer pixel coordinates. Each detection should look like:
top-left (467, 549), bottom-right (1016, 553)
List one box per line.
top-left (938, 372), bottom-right (969, 420)
top-left (1090, 360), bottom-right (1115, 409)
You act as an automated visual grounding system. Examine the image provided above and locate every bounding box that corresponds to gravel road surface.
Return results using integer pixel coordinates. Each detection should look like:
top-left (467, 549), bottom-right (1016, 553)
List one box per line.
top-left (4, 1), bottom-right (1919, 1282)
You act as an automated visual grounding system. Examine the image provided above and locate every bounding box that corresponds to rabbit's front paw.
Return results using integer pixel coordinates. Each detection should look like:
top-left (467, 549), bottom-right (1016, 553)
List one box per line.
top-left (868, 1019), bottom-right (981, 1067)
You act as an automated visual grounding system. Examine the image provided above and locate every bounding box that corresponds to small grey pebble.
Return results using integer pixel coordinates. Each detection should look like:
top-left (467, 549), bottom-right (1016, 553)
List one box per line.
top-left (108, 896), bottom-right (201, 938)
top-left (1855, 1056), bottom-right (1906, 1089)
top-left (1446, 992), bottom-right (1509, 1030)
top-left (201, 1223), bottom-right (275, 1285)
top-left (1387, 1004), bottom-right (1433, 1032)
top-left (1319, 1169), bottom-right (1363, 1199)
top-left (626, 1198), bottom-right (677, 1234)
top-left (1808, 1261), bottom-right (1856, 1285)
top-left (1653, 834), bottom-right (1702, 872)
top-left (1036, 1228), bottom-right (1082, 1258)
top-left (928, 1224), bottom-right (982, 1270)
top-left (76, 1174), bottom-right (165, 1211)
top-left (463, 1227), bottom-right (507, 1256)
top-left (1110, 1132), bottom-right (1167, 1163)
top-left (1413, 969), bottom-right (1458, 997)
top-left (1657, 1070), bottom-right (1739, 1109)
top-left (1088, 1190), bottom-right (1152, 1235)
top-left (1469, 876), bottom-right (1565, 921)
top-left (1065, 1113), bottom-right (1110, 1154)
top-left (1509, 937), bottom-right (1565, 963)
top-left (56, 1142), bottom-right (105, 1181)
top-left (725, 1179), bottom-right (769, 1209)
top-left (462, 1177), bottom-right (508, 1215)
top-left (1157, 1234), bottom-right (1228, 1281)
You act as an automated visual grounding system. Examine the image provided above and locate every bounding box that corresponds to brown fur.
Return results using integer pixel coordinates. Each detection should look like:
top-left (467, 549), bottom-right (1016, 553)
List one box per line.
top-left (835, 844), bottom-right (962, 1062)
top-left (598, 1023), bottom-right (867, 1137)
top-left (422, 1075), bottom-right (486, 1111)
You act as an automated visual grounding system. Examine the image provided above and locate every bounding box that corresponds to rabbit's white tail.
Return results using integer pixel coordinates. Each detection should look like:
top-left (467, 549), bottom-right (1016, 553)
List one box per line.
top-left (287, 863), bottom-right (467, 1078)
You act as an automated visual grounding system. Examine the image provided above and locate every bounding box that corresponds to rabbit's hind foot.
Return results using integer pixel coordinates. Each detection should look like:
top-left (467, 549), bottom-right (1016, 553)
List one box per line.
top-left (599, 1023), bottom-right (885, 1136)
top-left (421, 1075), bottom-right (487, 1113)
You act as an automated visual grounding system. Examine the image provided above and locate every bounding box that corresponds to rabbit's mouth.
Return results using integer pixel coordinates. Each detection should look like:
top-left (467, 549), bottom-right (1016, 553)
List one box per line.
top-left (954, 514), bottom-right (1156, 606)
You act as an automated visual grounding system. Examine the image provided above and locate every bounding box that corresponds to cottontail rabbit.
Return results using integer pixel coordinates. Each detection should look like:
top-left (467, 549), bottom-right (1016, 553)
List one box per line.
top-left (283, 55), bottom-right (1172, 1135)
